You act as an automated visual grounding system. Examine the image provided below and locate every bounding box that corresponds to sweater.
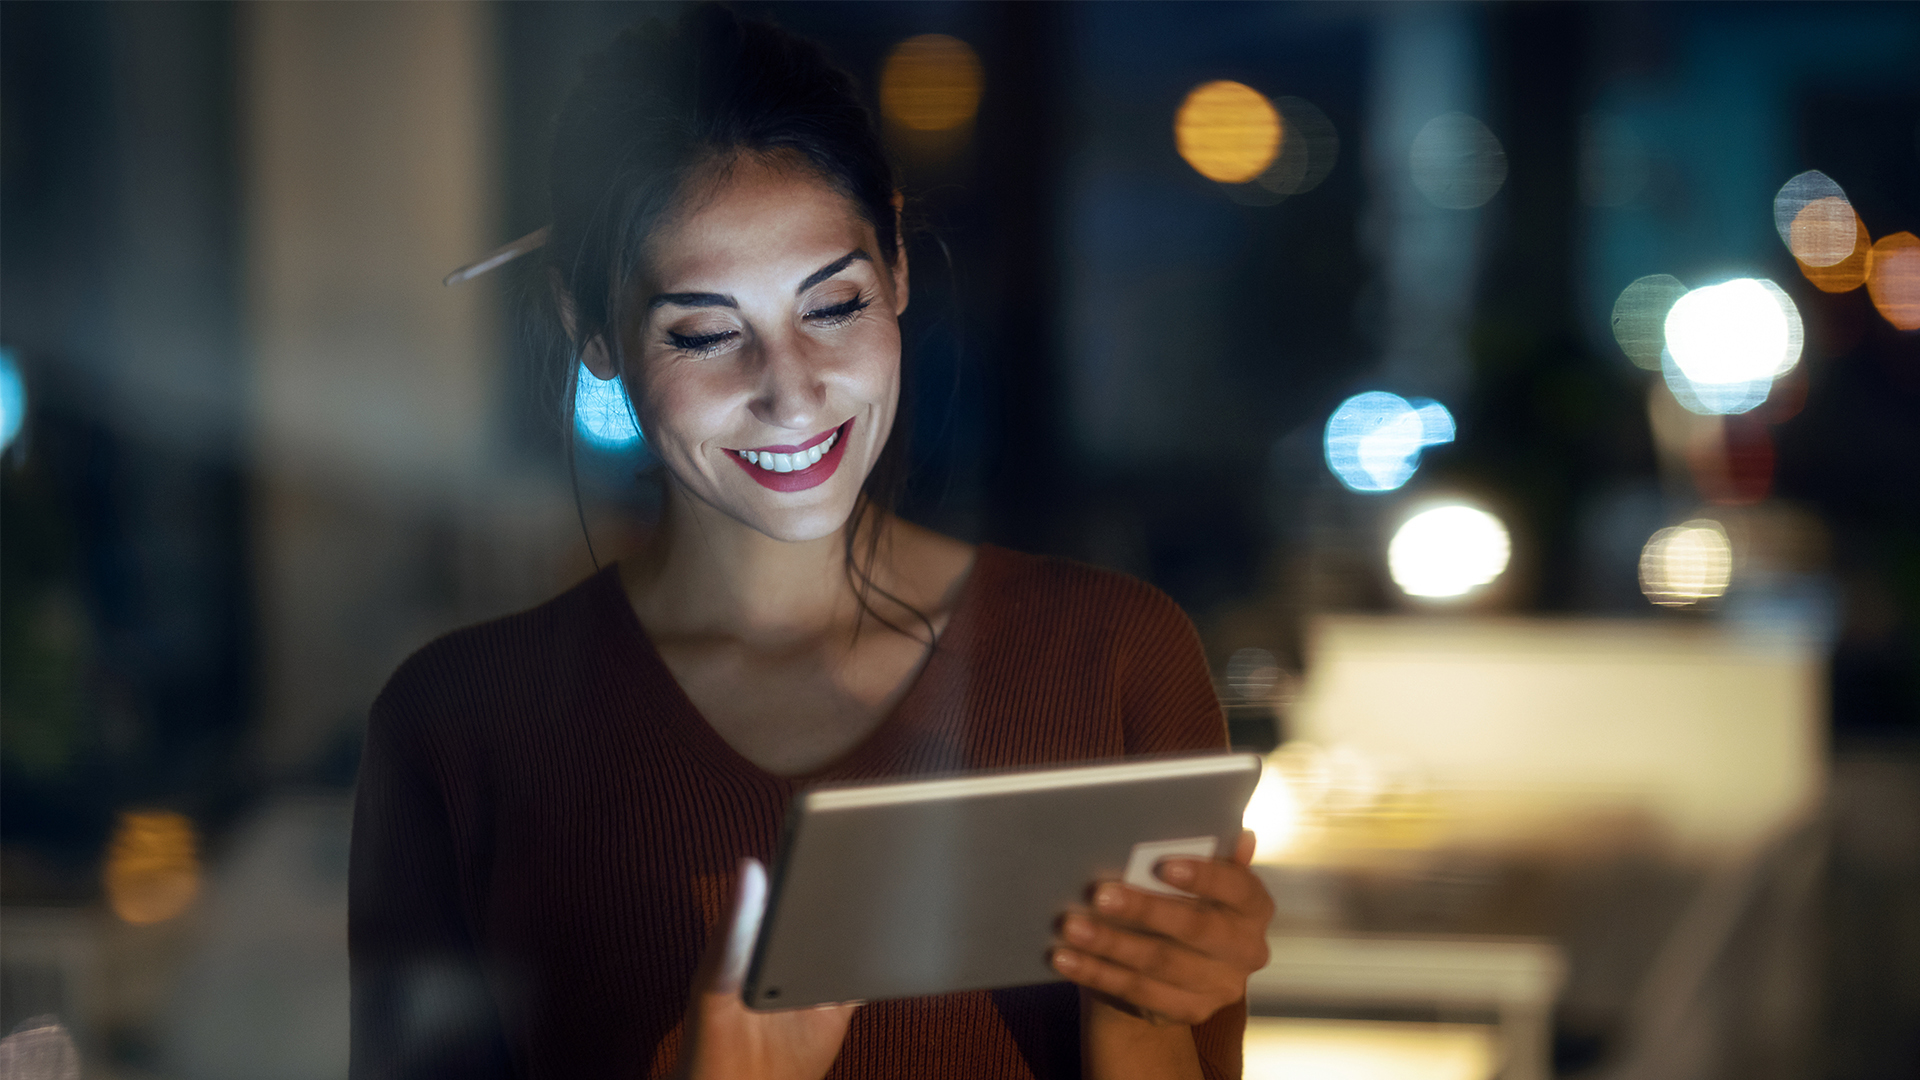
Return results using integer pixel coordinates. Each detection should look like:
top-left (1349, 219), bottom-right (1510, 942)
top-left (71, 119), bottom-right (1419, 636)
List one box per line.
top-left (349, 544), bottom-right (1245, 1080)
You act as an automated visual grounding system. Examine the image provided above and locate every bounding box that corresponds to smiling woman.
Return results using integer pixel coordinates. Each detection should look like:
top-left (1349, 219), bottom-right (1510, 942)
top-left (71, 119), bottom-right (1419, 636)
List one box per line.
top-left (348, 8), bottom-right (1268, 1080)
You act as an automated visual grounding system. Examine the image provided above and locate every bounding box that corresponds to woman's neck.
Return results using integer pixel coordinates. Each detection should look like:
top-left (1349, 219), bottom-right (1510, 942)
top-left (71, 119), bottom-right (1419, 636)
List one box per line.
top-left (622, 483), bottom-right (879, 642)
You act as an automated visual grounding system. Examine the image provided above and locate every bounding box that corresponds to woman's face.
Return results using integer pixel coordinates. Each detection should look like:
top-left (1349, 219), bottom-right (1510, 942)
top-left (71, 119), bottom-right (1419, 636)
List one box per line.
top-left (609, 154), bottom-right (908, 544)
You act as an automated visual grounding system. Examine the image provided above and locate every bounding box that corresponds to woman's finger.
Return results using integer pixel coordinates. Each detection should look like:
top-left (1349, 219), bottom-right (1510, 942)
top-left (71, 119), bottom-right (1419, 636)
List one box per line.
top-left (1058, 913), bottom-right (1234, 997)
top-left (1154, 857), bottom-right (1273, 920)
top-left (1050, 946), bottom-right (1223, 1027)
top-left (1088, 882), bottom-right (1268, 968)
top-left (712, 857), bottom-right (769, 995)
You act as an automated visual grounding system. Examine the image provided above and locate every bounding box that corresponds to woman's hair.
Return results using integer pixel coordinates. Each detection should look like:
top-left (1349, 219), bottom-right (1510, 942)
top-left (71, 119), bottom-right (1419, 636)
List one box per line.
top-left (541, 4), bottom-right (928, 641)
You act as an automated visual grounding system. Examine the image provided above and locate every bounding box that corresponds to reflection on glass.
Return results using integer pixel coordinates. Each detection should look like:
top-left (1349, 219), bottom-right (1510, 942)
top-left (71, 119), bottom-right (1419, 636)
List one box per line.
top-left (1387, 505), bottom-right (1511, 600)
top-left (1407, 112), bottom-right (1506, 210)
top-left (1254, 97), bottom-right (1340, 199)
top-left (1610, 274), bottom-right (1690, 371)
top-left (1639, 520), bottom-right (1733, 607)
top-left (574, 363), bottom-right (643, 449)
top-left (1866, 231), bottom-right (1920, 331)
top-left (878, 34), bottom-right (983, 133)
top-left (1771, 170), bottom-right (1848, 249)
top-left (1323, 392), bottom-right (1455, 493)
top-left (105, 809), bottom-right (202, 925)
top-left (1175, 80), bottom-right (1282, 184)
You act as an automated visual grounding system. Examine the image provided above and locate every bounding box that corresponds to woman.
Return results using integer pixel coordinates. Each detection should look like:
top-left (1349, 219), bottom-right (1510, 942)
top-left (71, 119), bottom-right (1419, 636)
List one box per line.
top-left (349, 8), bottom-right (1273, 1079)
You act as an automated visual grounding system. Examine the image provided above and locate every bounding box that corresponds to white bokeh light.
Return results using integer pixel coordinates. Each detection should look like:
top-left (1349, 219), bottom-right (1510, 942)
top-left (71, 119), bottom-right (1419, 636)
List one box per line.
top-left (1639, 520), bottom-right (1733, 607)
top-left (1408, 112), bottom-right (1507, 210)
top-left (1324, 392), bottom-right (1455, 493)
top-left (1663, 279), bottom-right (1790, 385)
top-left (1388, 504), bottom-right (1511, 600)
top-left (574, 364), bottom-right (643, 449)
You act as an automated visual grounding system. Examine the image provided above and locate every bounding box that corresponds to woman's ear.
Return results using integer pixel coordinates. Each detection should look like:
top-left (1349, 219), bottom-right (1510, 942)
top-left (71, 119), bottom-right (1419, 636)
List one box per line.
top-left (550, 268), bottom-right (617, 379)
top-left (890, 191), bottom-right (910, 317)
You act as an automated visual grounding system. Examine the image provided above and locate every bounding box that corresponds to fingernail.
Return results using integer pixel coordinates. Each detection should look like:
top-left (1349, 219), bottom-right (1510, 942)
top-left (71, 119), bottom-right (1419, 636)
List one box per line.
top-left (1160, 860), bottom-right (1194, 885)
top-left (1064, 915), bottom-right (1094, 944)
top-left (1095, 885), bottom-right (1123, 911)
top-left (1052, 948), bottom-right (1078, 972)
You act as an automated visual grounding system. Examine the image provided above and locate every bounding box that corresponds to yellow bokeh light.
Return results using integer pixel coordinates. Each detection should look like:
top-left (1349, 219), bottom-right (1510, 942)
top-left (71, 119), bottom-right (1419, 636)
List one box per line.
top-left (1866, 231), bottom-right (1920, 331)
top-left (878, 34), bottom-right (983, 133)
top-left (1639, 520), bottom-right (1732, 607)
top-left (1789, 196), bottom-right (1859, 268)
top-left (105, 809), bottom-right (202, 925)
top-left (1175, 80), bottom-right (1282, 184)
top-left (1244, 1018), bottom-right (1497, 1080)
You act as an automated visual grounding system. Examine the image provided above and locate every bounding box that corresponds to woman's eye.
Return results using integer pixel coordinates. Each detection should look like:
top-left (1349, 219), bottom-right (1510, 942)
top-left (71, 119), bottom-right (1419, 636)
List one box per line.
top-left (666, 329), bottom-right (736, 354)
top-left (804, 296), bottom-right (870, 326)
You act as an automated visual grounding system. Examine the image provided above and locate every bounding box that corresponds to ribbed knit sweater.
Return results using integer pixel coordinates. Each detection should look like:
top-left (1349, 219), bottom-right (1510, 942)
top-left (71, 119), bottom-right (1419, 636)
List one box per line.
top-left (349, 544), bottom-right (1244, 1080)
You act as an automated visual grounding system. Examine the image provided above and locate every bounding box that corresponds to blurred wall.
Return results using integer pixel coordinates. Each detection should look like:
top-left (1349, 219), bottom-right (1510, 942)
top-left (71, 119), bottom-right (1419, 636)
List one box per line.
top-left (243, 1), bottom-right (577, 777)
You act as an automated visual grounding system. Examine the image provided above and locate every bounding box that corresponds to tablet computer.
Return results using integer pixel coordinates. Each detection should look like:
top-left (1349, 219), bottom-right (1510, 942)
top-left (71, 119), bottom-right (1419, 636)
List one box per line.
top-left (742, 751), bottom-right (1263, 1010)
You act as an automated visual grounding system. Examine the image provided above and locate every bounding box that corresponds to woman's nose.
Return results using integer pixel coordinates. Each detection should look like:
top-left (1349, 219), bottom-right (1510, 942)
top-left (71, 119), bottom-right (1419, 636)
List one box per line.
top-left (747, 335), bottom-right (828, 431)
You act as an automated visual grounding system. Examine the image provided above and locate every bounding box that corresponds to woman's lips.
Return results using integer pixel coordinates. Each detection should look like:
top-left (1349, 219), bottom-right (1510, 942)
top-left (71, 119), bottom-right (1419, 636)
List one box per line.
top-left (726, 419), bottom-right (852, 492)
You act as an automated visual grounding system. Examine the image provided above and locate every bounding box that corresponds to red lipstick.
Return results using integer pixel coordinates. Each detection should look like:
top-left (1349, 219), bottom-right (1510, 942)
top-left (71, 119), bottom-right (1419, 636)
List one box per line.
top-left (727, 419), bottom-right (852, 492)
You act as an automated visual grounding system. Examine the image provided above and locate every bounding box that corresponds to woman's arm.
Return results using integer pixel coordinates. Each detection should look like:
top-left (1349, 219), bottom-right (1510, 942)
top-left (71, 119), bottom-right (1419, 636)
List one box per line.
top-left (349, 700), bottom-right (513, 1079)
top-left (1059, 577), bottom-right (1275, 1080)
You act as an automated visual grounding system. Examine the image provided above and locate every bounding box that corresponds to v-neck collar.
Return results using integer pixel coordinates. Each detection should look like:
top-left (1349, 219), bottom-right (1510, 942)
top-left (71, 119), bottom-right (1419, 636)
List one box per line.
top-left (594, 545), bottom-right (1000, 789)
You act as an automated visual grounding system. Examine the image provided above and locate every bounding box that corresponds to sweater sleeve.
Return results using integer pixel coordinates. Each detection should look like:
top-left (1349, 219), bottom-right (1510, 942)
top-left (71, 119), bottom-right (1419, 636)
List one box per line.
top-left (349, 685), bottom-right (515, 1080)
top-left (1110, 580), bottom-right (1246, 1080)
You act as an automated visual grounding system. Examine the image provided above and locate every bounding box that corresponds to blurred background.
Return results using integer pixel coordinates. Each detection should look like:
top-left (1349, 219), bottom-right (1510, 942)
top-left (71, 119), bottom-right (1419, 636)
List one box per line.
top-left (2, 2), bottom-right (1916, 1077)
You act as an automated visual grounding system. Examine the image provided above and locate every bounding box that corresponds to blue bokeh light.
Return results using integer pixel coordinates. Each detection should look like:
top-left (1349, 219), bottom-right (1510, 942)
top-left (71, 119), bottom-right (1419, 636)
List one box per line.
top-left (1324, 391), bottom-right (1455, 493)
top-left (574, 364), bottom-right (643, 449)
top-left (0, 348), bottom-right (24, 453)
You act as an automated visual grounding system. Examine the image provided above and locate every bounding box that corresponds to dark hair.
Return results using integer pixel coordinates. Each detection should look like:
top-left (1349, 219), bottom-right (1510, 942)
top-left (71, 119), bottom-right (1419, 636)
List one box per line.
top-left (542, 4), bottom-right (927, 641)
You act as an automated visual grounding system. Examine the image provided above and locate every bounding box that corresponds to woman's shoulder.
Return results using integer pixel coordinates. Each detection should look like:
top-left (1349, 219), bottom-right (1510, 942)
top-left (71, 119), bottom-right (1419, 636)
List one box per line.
top-left (971, 545), bottom-right (1195, 638)
top-left (372, 566), bottom-right (626, 726)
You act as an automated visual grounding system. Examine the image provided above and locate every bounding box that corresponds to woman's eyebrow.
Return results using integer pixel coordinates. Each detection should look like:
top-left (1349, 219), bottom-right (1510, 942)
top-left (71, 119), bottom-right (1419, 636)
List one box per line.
top-left (647, 252), bottom-right (867, 312)
top-left (796, 250), bottom-right (869, 293)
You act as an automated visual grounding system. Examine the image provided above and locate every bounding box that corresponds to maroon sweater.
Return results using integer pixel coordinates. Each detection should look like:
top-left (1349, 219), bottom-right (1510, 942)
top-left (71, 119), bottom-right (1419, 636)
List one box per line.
top-left (349, 544), bottom-right (1244, 1080)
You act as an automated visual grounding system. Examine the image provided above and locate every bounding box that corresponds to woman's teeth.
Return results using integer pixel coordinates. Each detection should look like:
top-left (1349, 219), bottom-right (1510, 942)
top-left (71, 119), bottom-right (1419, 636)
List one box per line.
top-left (737, 430), bottom-right (837, 473)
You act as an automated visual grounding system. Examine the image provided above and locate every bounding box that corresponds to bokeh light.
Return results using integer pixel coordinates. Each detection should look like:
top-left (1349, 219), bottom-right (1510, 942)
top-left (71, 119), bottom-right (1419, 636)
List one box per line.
top-left (1639, 520), bottom-right (1733, 607)
top-left (1175, 80), bottom-right (1282, 184)
top-left (1227, 647), bottom-right (1282, 700)
top-left (0, 347), bottom-right (24, 452)
top-left (1242, 763), bottom-right (1301, 862)
top-left (1610, 274), bottom-right (1690, 371)
top-left (1663, 278), bottom-right (1801, 386)
top-left (1255, 96), bottom-right (1340, 198)
top-left (1408, 112), bottom-right (1507, 210)
top-left (575, 364), bottom-right (643, 449)
top-left (1323, 392), bottom-right (1455, 493)
top-left (1789, 197), bottom-right (1860, 268)
top-left (1866, 231), bottom-right (1920, 331)
top-left (877, 34), bottom-right (983, 133)
top-left (1387, 504), bottom-right (1511, 600)
top-left (1771, 170), bottom-right (1848, 249)
top-left (1662, 348), bottom-right (1771, 417)
top-left (1798, 212), bottom-right (1872, 293)
top-left (105, 809), bottom-right (202, 925)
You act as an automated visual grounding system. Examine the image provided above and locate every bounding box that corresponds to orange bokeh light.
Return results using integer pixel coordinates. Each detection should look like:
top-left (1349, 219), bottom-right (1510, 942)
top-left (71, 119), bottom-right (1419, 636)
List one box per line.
top-left (1175, 80), bottom-right (1282, 184)
top-left (1866, 231), bottom-right (1920, 331)
top-left (1797, 211), bottom-right (1870, 294)
top-left (878, 34), bottom-right (983, 133)
top-left (105, 809), bottom-right (202, 925)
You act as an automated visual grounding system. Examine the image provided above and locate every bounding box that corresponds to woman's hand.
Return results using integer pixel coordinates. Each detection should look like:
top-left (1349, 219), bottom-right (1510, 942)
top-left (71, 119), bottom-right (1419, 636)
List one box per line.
top-left (672, 859), bottom-right (856, 1080)
top-left (1051, 830), bottom-right (1274, 1078)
